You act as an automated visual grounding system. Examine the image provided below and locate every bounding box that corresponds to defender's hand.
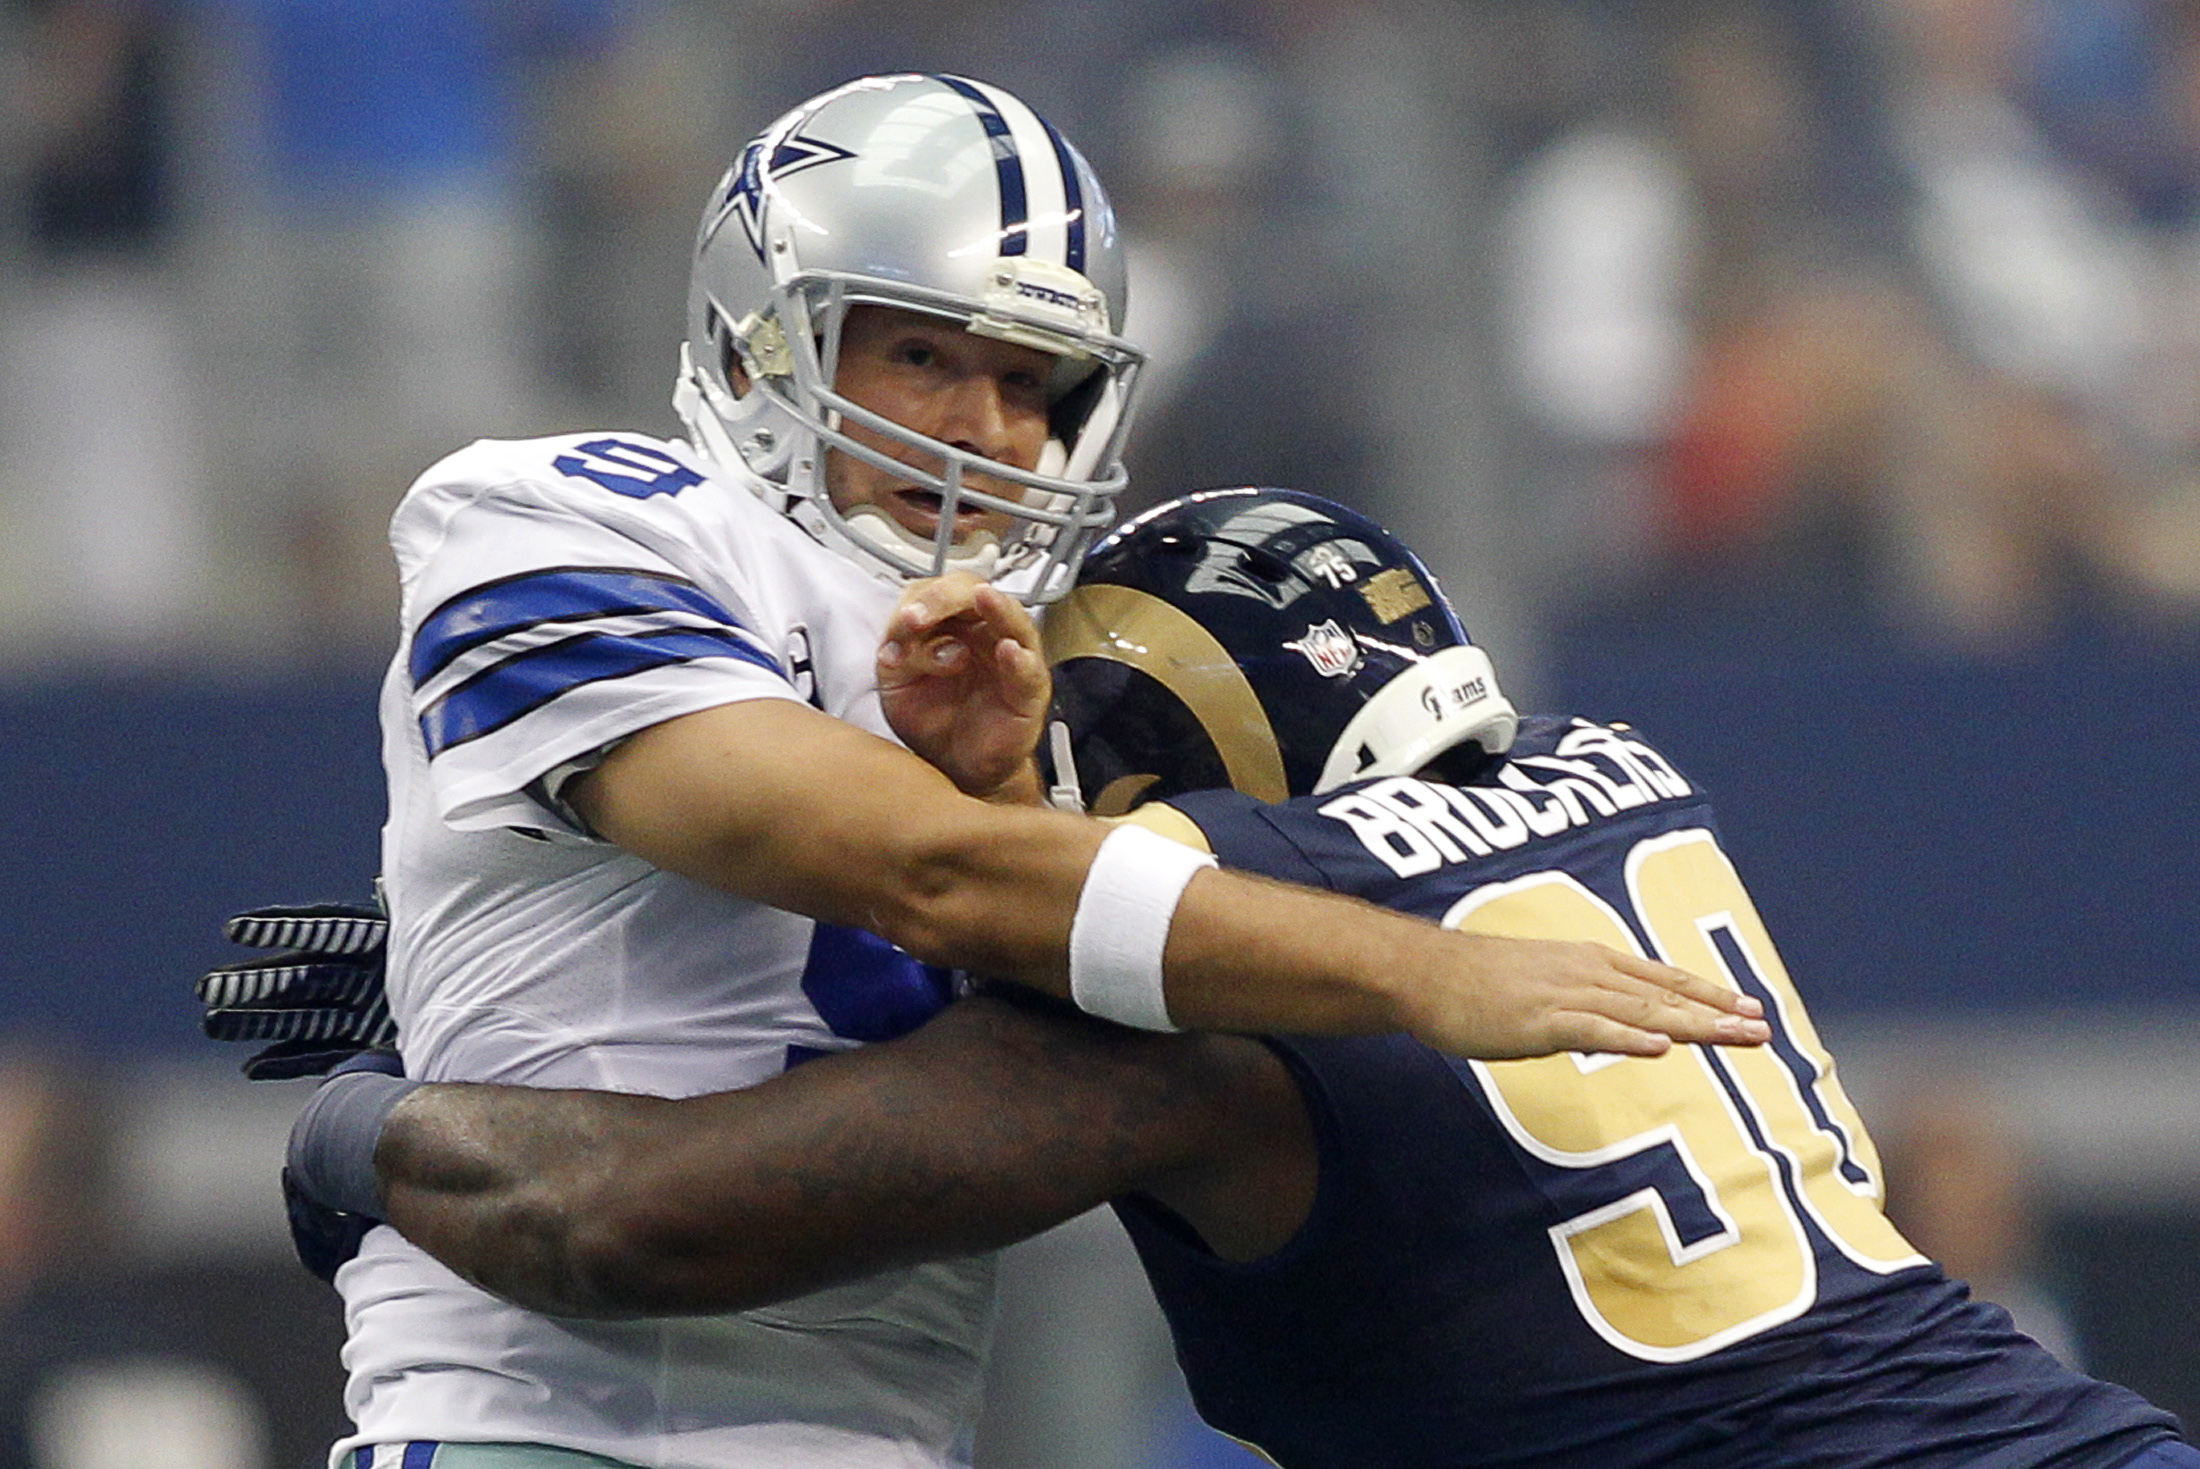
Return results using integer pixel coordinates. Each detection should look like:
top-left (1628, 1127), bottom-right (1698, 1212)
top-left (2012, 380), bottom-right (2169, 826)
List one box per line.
top-left (878, 573), bottom-right (1049, 804)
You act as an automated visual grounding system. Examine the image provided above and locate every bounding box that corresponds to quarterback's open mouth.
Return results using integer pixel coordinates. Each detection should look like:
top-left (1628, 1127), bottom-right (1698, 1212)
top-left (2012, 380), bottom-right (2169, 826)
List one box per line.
top-left (890, 484), bottom-right (995, 539)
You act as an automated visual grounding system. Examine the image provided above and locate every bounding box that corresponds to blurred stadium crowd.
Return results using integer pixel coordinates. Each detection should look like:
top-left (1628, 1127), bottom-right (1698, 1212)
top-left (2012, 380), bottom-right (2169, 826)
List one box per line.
top-left (2, 1), bottom-right (2198, 1467)
top-left (8, 0), bottom-right (2200, 671)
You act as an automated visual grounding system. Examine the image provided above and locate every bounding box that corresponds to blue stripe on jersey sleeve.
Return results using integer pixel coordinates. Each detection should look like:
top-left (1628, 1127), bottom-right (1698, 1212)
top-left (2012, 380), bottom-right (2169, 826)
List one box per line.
top-left (410, 567), bottom-right (748, 686)
top-left (418, 625), bottom-right (784, 756)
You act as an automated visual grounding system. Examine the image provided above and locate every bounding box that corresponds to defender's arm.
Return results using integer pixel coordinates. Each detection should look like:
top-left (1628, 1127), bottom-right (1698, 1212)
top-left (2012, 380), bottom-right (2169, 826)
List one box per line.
top-left (372, 990), bottom-right (1312, 1318)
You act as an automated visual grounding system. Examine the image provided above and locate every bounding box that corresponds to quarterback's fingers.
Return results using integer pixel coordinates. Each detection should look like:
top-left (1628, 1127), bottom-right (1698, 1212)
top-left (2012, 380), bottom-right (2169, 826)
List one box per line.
top-left (877, 624), bottom-right (968, 683)
top-left (885, 576), bottom-right (1035, 648)
top-left (1609, 951), bottom-right (1764, 1020)
top-left (197, 956), bottom-right (382, 1008)
top-left (881, 599), bottom-right (1044, 695)
top-left (224, 904), bottom-right (387, 954)
top-left (990, 635), bottom-right (1050, 715)
top-left (880, 576), bottom-right (997, 677)
top-left (966, 582), bottom-right (1041, 655)
top-left (1595, 979), bottom-right (1771, 1050)
top-left (885, 573), bottom-right (989, 639)
top-left (205, 1005), bottom-right (375, 1043)
top-left (1546, 998), bottom-right (1768, 1059)
top-left (243, 1040), bottom-right (387, 1083)
top-left (1549, 1014), bottom-right (1677, 1059)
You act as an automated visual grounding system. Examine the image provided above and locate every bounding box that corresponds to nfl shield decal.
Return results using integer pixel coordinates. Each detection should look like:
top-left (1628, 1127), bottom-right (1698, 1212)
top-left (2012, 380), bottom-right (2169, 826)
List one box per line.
top-left (1286, 620), bottom-right (1362, 679)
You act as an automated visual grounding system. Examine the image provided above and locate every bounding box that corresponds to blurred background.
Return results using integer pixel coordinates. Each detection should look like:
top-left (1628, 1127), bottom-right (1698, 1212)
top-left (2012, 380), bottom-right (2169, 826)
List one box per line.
top-left (3, 0), bottom-right (2198, 1465)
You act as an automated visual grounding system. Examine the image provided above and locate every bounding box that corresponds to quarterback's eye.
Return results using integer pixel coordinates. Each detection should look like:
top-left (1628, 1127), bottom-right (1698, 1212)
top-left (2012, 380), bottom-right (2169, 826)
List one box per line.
top-left (998, 367), bottom-right (1048, 412)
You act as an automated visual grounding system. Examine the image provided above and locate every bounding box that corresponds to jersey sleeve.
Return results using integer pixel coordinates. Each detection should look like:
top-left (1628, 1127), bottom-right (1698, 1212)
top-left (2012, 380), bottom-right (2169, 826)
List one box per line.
top-left (393, 441), bottom-right (799, 835)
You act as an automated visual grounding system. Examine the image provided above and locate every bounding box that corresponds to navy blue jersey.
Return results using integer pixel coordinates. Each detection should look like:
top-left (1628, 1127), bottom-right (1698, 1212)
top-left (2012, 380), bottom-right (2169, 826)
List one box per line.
top-left (1116, 715), bottom-right (2181, 1469)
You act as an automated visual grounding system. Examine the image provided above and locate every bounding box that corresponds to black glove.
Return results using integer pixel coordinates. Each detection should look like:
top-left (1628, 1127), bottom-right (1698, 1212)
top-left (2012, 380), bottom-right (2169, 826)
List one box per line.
top-left (198, 898), bottom-right (395, 1080)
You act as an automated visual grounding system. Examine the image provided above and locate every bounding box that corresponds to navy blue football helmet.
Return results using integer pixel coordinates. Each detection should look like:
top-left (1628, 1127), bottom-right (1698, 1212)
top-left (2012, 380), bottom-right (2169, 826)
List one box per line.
top-left (1042, 488), bottom-right (1518, 815)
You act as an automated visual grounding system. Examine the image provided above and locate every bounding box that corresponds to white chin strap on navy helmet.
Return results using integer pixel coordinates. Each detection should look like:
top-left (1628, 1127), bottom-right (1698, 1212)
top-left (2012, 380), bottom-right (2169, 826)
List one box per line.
top-left (674, 73), bottom-right (1148, 604)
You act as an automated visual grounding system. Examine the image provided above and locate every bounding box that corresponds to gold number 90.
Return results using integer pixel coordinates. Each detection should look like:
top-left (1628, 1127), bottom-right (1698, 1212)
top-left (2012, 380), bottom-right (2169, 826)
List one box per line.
top-left (1448, 828), bottom-right (1924, 1361)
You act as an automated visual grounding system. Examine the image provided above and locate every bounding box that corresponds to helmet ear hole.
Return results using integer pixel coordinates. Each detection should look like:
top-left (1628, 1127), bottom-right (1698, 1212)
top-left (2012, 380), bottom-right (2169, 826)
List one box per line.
top-left (1047, 367), bottom-right (1106, 444)
top-left (703, 308), bottom-right (749, 395)
top-left (718, 330), bottom-right (745, 394)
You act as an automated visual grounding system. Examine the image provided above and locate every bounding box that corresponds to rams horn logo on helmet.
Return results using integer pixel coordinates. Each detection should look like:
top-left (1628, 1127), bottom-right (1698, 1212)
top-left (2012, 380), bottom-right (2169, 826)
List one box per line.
top-left (1050, 487), bottom-right (1517, 806)
top-left (1041, 583), bottom-right (1290, 804)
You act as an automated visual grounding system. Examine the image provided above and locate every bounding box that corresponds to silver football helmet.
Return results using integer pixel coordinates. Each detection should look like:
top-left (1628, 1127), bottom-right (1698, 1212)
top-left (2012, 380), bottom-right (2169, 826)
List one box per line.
top-left (674, 73), bottom-right (1148, 603)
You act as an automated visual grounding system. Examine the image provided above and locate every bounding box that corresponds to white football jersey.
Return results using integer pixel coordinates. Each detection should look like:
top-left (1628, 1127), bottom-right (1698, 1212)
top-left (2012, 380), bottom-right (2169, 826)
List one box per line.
top-left (342, 431), bottom-right (995, 1469)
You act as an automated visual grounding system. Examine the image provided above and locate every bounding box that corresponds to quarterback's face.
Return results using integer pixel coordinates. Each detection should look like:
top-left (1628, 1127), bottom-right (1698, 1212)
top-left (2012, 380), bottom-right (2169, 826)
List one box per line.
top-left (824, 305), bottom-right (1054, 545)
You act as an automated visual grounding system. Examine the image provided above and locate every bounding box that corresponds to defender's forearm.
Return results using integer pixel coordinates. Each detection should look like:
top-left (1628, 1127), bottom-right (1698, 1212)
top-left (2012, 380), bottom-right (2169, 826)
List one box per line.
top-left (375, 994), bottom-right (1265, 1318)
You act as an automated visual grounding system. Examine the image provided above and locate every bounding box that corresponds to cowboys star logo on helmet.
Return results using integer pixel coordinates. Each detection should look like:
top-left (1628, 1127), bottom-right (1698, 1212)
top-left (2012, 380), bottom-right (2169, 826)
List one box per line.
top-left (717, 130), bottom-right (859, 263)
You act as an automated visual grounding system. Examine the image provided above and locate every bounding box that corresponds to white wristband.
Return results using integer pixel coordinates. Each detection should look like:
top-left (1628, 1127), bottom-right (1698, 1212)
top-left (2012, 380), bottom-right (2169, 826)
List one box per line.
top-left (1068, 823), bottom-right (1217, 1032)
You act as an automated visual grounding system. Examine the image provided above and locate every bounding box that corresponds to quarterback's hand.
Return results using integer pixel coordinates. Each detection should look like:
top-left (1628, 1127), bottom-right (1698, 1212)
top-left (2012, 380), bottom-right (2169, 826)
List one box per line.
top-left (877, 572), bottom-right (1049, 804)
top-left (1401, 932), bottom-right (1770, 1060)
top-left (197, 899), bottom-right (395, 1080)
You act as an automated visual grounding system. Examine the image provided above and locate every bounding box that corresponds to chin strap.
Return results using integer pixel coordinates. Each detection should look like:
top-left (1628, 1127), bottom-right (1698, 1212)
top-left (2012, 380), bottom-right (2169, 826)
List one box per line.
top-left (675, 343), bottom-right (1101, 603)
top-left (1046, 719), bottom-right (1086, 812)
top-left (839, 503), bottom-right (1003, 581)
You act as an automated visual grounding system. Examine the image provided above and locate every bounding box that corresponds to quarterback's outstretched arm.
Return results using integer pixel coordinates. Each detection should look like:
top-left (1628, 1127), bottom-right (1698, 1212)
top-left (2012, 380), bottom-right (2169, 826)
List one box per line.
top-left (571, 697), bottom-right (1766, 1060)
top-left (365, 989), bottom-right (1310, 1319)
